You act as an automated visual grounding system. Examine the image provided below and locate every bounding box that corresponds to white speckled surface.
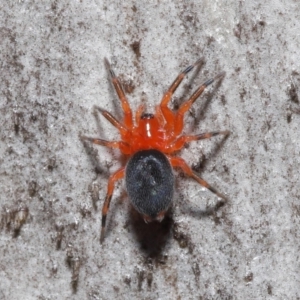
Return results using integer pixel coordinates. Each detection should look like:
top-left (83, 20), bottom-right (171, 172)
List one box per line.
top-left (1, 1), bottom-right (300, 299)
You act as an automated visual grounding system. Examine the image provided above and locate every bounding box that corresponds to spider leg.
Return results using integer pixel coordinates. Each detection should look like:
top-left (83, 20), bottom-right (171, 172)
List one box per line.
top-left (165, 130), bottom-right (230, 153)
top-left (186, 130), bottom-right (230, 141)
top-left (94, 106), bottom-right (129, 136)
top-left (160, 58), bottom-right (204, 130)
top-left (104, 58), bottom-right (133, 129)
top-left (80, 135), bottom-right (131, 154)
top-left (174, 72), bottom-right (226, 135)
top-left (100, 167), bottom-right (125, 243)
top-left (155, 105), bottom-right (165, 127)
top-left (135, 104), bottom-right (145, 126)
top-left (169, 156), bottom-right (227, 202)
top-left (81, 135), bottom-right (120, 148)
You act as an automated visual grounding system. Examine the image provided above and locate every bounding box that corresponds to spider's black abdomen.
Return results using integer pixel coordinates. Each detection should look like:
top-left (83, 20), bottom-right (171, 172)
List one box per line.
top-left (125, 149), bottom-right (174, 219)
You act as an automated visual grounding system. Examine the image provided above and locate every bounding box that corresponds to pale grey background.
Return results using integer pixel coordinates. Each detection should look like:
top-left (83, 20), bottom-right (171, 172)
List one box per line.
top-left (1, 1), bottom-right (300, 299)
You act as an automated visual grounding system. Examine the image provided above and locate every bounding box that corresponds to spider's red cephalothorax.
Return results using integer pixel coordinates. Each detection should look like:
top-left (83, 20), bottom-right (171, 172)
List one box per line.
top-left (82, 58), bottom-right (229, 242)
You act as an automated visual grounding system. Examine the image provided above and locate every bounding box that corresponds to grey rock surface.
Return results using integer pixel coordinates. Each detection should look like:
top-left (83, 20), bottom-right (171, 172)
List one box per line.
top-left (1, 1), bottom-right (300, 299)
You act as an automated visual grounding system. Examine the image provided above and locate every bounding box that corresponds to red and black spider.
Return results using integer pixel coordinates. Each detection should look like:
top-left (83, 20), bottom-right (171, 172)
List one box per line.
top-left (82, 58), bottom-right (229, 242)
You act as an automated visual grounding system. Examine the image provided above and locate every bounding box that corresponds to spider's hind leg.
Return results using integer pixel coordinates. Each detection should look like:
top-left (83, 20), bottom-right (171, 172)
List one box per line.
top-left (169, 156), bottom-right (227, 203)
top-left (100, 167), bottom-right (125, 243)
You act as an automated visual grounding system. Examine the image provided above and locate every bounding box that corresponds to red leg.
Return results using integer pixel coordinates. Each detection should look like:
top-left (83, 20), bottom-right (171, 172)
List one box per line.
top-left (105, 58), bottom-right (133, 129)
top-left (80, 136), bottom-right (131, 154)
top-left (155, 105), bottom-right (165, 127)
top-left (94, 106), bottom-right (128, 136)
top-left (81, 135), bottom-right (120, 148)
top-left (174, 72), bottom-right (225, 135)
top-left (100, 167), bottom-right (125, 243)
top-left (160, 58), bottom-right (204, 130)
top-left (165, 130), bottom-right (230, 153)
top-left (135, 104), bottom-right (145, 126)
top-left (169, 156), bottom-right (227, 202)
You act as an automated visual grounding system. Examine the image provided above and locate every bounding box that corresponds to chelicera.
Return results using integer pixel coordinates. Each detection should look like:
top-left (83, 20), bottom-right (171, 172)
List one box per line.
top-left (82, 58), bottom-right (229, 242)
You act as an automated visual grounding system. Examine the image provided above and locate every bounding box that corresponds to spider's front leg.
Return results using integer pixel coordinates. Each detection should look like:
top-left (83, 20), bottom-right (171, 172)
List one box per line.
top-left (159, 58), bottom-right (204, 131)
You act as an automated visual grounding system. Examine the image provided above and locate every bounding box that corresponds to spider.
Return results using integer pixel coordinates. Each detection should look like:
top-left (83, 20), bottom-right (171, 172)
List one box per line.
top-left (82, 58), bottom-right (229, 242)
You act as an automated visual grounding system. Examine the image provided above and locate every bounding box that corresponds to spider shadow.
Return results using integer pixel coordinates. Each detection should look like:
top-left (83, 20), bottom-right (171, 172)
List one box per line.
top-left (192, 131), bottom-right (230, 173)
top-left (129, 206), bottom-right (174, 257)
top-left (193, 75), bottom-right (226, 129)
top-left (79, 133), bottom-right (108, 177)
top-left (178, 192), bottom-right (227, 224)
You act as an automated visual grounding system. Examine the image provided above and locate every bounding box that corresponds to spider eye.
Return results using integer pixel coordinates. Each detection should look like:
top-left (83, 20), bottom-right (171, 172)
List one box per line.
top-left (141, 113), bottom-right (154, 120)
